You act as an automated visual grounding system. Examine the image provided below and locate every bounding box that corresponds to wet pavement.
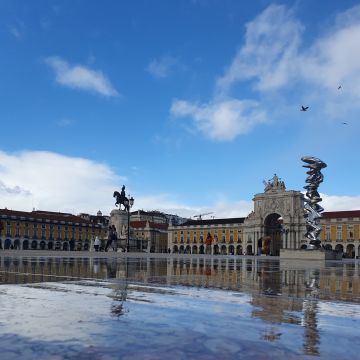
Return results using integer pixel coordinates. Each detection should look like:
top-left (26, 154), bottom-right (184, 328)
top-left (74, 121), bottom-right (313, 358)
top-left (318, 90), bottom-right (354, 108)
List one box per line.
top-left (0, 255), bottom-right (359, 359)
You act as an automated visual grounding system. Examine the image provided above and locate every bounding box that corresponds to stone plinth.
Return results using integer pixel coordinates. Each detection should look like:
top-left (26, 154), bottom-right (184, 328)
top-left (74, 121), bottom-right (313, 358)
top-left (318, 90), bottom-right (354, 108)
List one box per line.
top-left (110, 209), bottom-right (128, 247)
top-left (280, 249), bottom-right (342, 260)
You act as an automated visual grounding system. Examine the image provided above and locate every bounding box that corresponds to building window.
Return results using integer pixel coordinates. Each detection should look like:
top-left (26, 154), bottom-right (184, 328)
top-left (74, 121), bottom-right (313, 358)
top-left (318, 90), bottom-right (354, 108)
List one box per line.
top-left (336, 225), bottom-right (342, 240)
top-left (326, 226), bottom-right (331, 241)
top-left (348, 225), bottom-right (354, 240)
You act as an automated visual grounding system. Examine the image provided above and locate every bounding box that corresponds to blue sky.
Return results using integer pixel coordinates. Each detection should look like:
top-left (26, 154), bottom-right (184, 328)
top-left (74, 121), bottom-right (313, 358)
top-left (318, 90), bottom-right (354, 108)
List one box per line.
top-left (1, 0), bottom-right (360, 217)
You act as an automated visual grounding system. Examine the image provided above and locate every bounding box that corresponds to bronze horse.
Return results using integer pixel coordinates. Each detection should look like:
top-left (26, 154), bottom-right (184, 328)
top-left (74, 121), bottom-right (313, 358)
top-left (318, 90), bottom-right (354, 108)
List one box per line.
top-left (113, 186), bottom-right (129, 211)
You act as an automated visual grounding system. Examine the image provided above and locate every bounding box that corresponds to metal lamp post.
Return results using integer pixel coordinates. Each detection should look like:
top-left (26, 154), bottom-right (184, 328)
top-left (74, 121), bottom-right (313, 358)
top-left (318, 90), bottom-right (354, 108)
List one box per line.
top-left (124, 196), bottom-right (134, 252)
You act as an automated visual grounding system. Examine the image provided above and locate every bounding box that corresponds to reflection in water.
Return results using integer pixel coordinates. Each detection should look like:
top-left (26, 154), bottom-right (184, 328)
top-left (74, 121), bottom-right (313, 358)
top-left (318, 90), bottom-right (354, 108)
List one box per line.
top-left (303, 270), bottom-right (320, 356)
top-left (0, 256), bottom-right (360, 358)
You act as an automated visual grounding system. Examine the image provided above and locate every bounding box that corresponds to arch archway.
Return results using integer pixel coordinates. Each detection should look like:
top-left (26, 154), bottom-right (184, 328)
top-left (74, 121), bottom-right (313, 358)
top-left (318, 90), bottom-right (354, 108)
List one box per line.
top-left (229, 245), bottom-right (234, 255)
top-left (213, 244), bottom-right (220, 255)
top-left (324, 244), bottom-right (332, 251)
top-left (173, 245), bottom-right (179, 253)
top-left (4, 239), bottom-right (11, 249)
top-left (179, 245), bottom-right (184, 254)
top-left (199, 245), bottom-right (204, 254)
top-left (31, 240), bottom-right (37, 250)
top-left (335, 244), bottom-right (343, 253)
top-left (192, 245), bottom-right (198, 254)
top-left (346, 244), bottom-right (355, 258)
top-left (14, 239), bottom-right (20, 249)
top-left (264, 213), bottom-right (282, 256)
top-left (246, 245), bottom-right (252, 255)
top-left (83, 241), bottom-right (89, 251)
top-left (185, 245), bottom-right (191, 254)
top-left (48, 241), bottom-right (53, 250)
top-left (236, 245), bottom-right (242, 255)
top-left (40, 241), bottom-right (46, 250)
top-left (63, 242), bottom-right (69, 251)
top-left (23, 240), bottom-right (29, 250)
top-left (221, 245), bottom-right (227, 255)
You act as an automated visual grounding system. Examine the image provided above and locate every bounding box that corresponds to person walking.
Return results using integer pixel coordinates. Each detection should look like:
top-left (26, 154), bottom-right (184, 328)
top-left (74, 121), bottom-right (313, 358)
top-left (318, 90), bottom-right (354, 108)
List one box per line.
top-left (94, 236), bottom-right (100, 252)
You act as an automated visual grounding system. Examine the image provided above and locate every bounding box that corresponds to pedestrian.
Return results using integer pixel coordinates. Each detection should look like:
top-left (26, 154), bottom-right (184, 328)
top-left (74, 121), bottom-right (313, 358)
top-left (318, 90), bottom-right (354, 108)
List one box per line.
top-left (94, 236), bottom-right (100, 252)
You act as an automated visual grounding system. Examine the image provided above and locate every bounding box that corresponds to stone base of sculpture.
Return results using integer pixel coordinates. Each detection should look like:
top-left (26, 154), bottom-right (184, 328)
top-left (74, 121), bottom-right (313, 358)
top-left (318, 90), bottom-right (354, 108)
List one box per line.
top-left (110, 209), bottom-right (128, 250)
top-left (280, 249), bottom-right (342, 260)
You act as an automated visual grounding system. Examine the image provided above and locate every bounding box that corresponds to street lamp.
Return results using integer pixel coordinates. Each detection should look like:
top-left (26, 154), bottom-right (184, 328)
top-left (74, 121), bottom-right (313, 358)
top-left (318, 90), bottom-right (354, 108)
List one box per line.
top-left (124, 195), bottom-right (134, 252)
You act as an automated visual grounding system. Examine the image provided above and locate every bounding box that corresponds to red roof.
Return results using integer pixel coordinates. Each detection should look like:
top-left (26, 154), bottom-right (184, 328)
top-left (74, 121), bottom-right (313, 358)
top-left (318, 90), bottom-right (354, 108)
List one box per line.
top-left (130, 220), bottom-right (168, 230)
top-left (322, 210), bottom-right (360, 219)
top-left (0, 208), bottom-right (92, 224)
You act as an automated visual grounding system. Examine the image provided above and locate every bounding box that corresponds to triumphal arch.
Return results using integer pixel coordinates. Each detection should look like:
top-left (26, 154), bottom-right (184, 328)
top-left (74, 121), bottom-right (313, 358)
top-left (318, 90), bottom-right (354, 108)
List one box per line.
top-left (242, 174), bottom-right (306, 256)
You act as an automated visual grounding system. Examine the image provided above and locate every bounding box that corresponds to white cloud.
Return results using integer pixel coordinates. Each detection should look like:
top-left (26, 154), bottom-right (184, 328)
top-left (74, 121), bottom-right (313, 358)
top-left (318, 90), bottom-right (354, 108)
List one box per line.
top-left (321, 193), bottom-right (360, 211)
top-left (0, 150), bottom-right (124, 214)
top-left (9, 26), bottom-right (22, 39)
top-left (218, 4), bottom-right (360, 99)
top-left (137, 195), bottom-right (253, 219)
top-left (45, 56), bottom-right (119, 97)
top-left (217, 4), bottom-right (303, 93)
top-left (146, 56), bottom-right (178, 78)
top-left (0, 149), bottom-right (255, 218)
top-left (172, 4), bottom-right (360, 141)
top-left (56, 118), bottom-right (73, 127)
top-left (1, 150), bottom-right (358, 217)
top-left (171, 98), bottom-right (267, 141)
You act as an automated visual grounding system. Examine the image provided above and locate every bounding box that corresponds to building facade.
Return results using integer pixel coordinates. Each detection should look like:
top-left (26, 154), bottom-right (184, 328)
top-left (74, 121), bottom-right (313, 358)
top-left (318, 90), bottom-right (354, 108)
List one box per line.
top-left (0, 209), bottom-right (107, 251)
top-left (169, 175), bottom-right (360, 258)
top-left (130, 210), bottom-right (170, 253)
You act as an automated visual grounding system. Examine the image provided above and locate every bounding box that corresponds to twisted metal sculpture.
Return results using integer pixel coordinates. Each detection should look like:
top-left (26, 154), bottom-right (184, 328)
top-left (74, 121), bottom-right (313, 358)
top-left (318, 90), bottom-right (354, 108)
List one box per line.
top-left (301, 156), bottom-right (327, 249)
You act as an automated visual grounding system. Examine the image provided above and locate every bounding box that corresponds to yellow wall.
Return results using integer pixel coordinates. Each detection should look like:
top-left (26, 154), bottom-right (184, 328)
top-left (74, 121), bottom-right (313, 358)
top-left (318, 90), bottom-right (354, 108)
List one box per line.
top-left (320, 225), bottom-right (326, 241)
top-left (331, 225), bottom-right (336, 241)
top-left (355, 224), bottom-right (359, 240)
top-left (342, 224), bottom-right (347, 241)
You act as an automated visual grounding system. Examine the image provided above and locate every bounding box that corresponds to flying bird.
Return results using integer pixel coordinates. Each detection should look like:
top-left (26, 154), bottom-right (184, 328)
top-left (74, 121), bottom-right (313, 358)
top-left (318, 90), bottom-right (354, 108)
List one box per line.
top-left (338, 85), bottom-right (342, 90)
top-left (342, 122), bottom-right (348, 125)
top-left (301, 106), bottom-right (309, 111)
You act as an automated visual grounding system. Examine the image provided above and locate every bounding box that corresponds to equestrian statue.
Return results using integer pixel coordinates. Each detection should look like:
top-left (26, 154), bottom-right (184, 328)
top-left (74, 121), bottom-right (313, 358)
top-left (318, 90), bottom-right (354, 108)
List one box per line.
top-left (113, 185), bottom-right (129, 211)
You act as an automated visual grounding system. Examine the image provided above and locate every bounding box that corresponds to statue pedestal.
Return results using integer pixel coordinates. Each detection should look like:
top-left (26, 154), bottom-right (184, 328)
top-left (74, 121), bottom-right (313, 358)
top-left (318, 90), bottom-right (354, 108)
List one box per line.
top-left (110, 209), bottom-right (128, 250)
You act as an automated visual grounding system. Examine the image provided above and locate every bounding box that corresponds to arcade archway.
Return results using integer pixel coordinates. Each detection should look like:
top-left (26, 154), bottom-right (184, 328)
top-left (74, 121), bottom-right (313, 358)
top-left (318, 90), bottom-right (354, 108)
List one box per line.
top-left (264, 213), bottom-right (282, 256)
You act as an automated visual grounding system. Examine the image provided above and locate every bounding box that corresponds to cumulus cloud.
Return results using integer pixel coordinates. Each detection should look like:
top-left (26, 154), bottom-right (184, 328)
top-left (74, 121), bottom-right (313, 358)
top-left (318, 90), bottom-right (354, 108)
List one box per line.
top-left (137, 195), bottom-right (253, 219)
top-left (0, 150), bottom-right (123, 214)
top-left (146, 56), bottom-right (178, 78)
top-left (321, 193), bottom-right (360, 211)
top-left (0, 149), bottom-right (255, 218)
top-left (217, 4), bottom-right (303, 93)
top-left (172, 4), bottom-right (360, 141)
top-left (45, 56), bottom-right (118, 97)
top-left (171, 99), bottom-right (266, 141)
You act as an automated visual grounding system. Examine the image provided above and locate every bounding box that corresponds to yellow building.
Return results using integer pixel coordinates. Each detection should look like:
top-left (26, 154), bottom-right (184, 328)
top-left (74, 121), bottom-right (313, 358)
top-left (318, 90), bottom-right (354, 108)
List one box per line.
top-left (320, 210), bottom-right (360, 258)
top-left (168, 218), bottom-right (245, 255)
top-left (0, 209), bottom-right (107, 251)
top-left (169, 175), bottom-right (360, 258)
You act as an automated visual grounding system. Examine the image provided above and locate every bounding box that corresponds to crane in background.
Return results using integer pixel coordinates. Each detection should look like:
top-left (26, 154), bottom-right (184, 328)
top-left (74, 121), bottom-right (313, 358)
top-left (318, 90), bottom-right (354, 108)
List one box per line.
top-left (193, 212), bottom-right (214, 220)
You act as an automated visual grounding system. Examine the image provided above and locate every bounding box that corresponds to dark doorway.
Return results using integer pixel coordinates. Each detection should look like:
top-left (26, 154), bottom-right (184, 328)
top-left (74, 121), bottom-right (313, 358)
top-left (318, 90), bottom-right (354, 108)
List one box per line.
top-left (264, 213), bottom-right (282, 256)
